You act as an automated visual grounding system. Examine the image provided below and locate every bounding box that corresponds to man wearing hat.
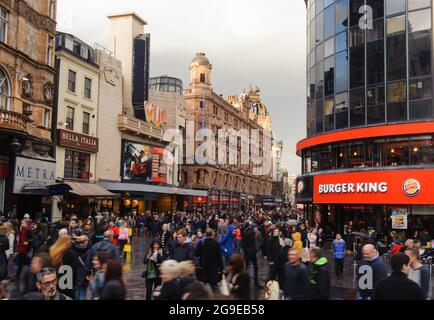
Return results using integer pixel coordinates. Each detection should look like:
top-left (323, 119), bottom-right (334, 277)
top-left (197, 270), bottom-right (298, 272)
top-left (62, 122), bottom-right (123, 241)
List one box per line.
top-left (0, 225), bottom-right (10, 282)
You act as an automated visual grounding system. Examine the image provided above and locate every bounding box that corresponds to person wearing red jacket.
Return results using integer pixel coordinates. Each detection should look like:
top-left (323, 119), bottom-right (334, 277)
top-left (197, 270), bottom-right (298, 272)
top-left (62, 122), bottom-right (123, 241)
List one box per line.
top-left (16, 219), bottom-right (32, 279)
top-left (108, 222), bottom-right (119, 245)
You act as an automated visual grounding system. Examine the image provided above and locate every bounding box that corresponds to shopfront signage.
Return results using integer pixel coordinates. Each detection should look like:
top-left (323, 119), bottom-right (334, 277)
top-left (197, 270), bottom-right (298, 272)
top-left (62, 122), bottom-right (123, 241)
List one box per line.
top-left (313, 169), bottom-right (434, 205)
top-left (13, 157), bottom-right (56, 194)
top-left (57, 129), bottom-right (99, 153)
top-left (402, 179), bottom-right (421, 197)
top-left (144, 101), bottom-right (167, 129)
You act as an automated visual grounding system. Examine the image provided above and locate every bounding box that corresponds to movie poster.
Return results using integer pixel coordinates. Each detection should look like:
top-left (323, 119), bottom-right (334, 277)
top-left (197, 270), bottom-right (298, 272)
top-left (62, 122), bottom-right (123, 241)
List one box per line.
top-left (122, 141), bottom-right (167, 184)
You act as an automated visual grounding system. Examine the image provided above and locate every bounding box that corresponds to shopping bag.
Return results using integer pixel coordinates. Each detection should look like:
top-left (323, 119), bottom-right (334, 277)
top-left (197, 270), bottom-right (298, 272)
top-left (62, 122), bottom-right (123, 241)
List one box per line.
top-left (123, 244), bottom-right (132, 253)
top-left (220, 274), bottom-right (230, 296)
top-left (302, 247), bottom-right (310, 262)
top-left (128, 228), bottom-right (133, 237)
top-left (264, 280), bottom-right (281, 300)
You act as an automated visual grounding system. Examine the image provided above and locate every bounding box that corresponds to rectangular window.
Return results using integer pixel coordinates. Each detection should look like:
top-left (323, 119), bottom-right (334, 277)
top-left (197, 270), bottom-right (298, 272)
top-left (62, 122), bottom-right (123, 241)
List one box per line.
top-left (200, 73), bottom-right (206, 83)
top-left (324, 4), bottom-right (335, 39)
top-left (408, 9), bottom-right (431, 33)
top-left (64, 150), bottom-right (91, 180)
top-left (47, 35), bottom-right (54, 66)
top-left (335, 31), bottom-right (347, 53)
top-left (387, 15), bottom-right (406, 35)
top-left (324, 37), bottom-right (334, 57)
top-left (387, 81), bottom-right (407, 122)
top-left (49, 0), bottom-right (55, 19)
top-left (316, 61), bottom-right (324, 99)
top-left (82, 112), bottom-right (90, 135)
top-left (324, 55), bottom-right (335, 96)
top-left (408, 0), bottom-right (431, 11)
top-left (387, 33), bottom-right (406, 81)
top-left (65, 36), bottom-right (74, 51)
top-left (84, 77), bottom-right (92, 99)
top-left (350, 44), bottom-right (365, 89)
top-left (324, 97), bottom-right (334, 132)
top-left (350, 0), bottom-right (364, 27)
top-left (350, 88), bottom-right (366, 127)
top-left (408, 30), bottom-right (432, 77)
top-left (367, 85), bottom-right (385, 124)
top-left (66, 107), bottom-right (74, 130)
top-left (367, 40), bottom-right (384, 85)
top-left (410, 77), bottom-right (433, 119)
top-left (335, 92), bottom-right (349, 129)
top-left (0, 7), bottom-right (8, 44)
top-left (336, 0), bottom-right (348, 33)
top-left (386, 0), bottom-right (405, 16)
top-left (43, 110), bottom-right (50, 128)
top-left (316, 11), bottom-right (324, 44)
top-left (68, 70), bottom-right (76, 93)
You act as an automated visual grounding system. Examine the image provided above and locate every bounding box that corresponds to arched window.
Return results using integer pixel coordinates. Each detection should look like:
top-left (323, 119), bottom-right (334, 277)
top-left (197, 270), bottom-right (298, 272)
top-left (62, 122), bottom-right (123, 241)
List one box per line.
top-left (0, 67), bottom-right (10, 109)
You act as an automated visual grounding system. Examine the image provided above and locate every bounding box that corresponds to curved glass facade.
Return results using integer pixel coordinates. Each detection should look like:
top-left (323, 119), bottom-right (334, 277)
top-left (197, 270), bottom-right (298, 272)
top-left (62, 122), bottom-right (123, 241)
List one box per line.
top-left (149, 76), bottom-right (183, 94)
top-left (306, 0), bottom-right (433, 137)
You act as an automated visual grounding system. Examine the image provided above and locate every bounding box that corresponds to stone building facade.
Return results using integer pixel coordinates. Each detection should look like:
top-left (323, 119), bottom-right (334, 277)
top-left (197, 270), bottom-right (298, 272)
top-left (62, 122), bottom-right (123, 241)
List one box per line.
top-left (0, 0), bottom-right (57, 217)
top-left (182, 53), bottom-right (273, 211)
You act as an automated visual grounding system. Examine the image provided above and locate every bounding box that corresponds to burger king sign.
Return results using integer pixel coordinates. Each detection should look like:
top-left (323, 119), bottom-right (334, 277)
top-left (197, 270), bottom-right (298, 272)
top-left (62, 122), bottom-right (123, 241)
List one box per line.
top-left (402, 179), bottom-right (421, 197)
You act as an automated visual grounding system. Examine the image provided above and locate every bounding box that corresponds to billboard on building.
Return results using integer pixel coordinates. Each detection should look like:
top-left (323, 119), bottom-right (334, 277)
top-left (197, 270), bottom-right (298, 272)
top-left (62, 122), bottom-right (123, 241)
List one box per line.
top-left (122, 140), bottom-right (172, 184)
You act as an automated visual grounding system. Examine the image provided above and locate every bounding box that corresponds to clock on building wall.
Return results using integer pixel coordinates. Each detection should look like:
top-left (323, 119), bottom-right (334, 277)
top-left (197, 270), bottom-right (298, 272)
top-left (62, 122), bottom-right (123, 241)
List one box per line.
top-left (44, 82), bottom-right (54, 105)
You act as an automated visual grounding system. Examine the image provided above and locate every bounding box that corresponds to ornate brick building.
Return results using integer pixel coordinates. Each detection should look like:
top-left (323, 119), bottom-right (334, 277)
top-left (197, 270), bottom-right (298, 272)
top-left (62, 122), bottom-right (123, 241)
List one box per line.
top-left (182, 53), bottom-right (273, 211)
top-left (0, 0), bottom-right (57, 217)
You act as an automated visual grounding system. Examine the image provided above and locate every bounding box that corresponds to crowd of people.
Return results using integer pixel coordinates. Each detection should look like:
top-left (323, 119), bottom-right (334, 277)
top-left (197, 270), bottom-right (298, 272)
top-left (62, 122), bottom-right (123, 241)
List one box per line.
top-left (0, 208), bottom-right (431, 300)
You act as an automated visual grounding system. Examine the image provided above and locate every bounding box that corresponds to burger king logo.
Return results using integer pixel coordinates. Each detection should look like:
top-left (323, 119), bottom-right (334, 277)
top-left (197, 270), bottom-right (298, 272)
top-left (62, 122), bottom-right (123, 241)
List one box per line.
top-left (402, 179), bottom-right (421, 197)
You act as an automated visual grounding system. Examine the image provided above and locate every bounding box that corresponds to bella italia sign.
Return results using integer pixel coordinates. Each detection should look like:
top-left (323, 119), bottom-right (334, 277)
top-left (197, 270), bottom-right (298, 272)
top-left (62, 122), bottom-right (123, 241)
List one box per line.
top-left (13, 157), bottom-right (56, 194)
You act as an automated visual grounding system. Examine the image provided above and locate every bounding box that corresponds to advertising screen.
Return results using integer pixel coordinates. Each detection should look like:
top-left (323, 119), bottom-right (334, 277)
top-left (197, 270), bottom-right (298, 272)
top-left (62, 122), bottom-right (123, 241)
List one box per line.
top-left (122, 141), bottom-right (172, 184)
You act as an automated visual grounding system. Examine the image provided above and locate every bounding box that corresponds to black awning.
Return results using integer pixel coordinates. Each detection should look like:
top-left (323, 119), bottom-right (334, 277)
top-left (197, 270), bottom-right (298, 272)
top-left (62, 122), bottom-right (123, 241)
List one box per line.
top-left (21, 183), bottom-right (73, 196)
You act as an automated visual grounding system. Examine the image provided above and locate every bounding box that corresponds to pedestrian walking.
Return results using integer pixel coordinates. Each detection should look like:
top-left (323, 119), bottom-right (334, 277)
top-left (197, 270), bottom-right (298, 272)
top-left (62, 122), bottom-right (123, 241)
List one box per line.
top-left (118, 221), bottom-right (130, 261)
top-left (195, 229), bottom-right (224, 293)
top-left (305, 248), bottom-right (330, 300)
top-left (241, 224), bottom-right (261, 288)
top-left (283, 248), bottom-right (308, 300)
top-left (405, 248), bottom-right (430, 300)
top-left (85, 230), bottom-right (120, 270)
top-left (228, 254), bottom-right (250, 300)
top-left (332, 234), bottom-right (346, 279)
top-left (356, 243), bottom-right (388, 300)
top-left (372, 252), bottom-right (423, 300)
top-left (99, 259), bottom-right (126, 300)
top-left (0, 225), bottom-right (10, 282)
top-left (154, 260), bottom-right (180, 300)
top-left (171, 229), bottom-right (194, 262)
top-left (143, 240), bottom-right (163, 300)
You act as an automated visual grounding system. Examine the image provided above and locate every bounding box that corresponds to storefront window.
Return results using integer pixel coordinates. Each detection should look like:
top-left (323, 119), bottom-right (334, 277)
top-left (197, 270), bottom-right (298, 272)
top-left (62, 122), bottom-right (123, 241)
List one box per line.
top-left (410, 136), bottom-right (434, 165)
top-left (367, 139), bottom-right (384, 167)
top-left (383, 138), bottom-right (409, 166)
top-left (64, 150), bottom-right (91, 180)
top-left (348, 143), bottom-right (367, 168)
top-left (332, 144), bottom-right (347, 169)
top-left (320, 145), bottom-right (333, 170)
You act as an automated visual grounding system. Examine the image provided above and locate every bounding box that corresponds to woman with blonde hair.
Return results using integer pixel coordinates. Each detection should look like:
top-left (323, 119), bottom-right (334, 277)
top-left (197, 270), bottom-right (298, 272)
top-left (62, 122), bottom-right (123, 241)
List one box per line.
top-left (49, 235), bottom-right (79, 299)
top-left (178, 260), bottom-right (196, 296)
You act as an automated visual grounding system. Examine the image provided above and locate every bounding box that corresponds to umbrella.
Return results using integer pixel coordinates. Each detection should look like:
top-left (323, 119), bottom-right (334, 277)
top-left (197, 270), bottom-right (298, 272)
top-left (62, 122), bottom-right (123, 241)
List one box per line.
top-left (350, 231), bottom-right (373, 240)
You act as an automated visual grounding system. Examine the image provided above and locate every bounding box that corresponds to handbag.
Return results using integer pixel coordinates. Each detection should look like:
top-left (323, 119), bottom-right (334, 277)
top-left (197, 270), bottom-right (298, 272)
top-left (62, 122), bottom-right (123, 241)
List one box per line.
top-left (220, 274), bottom-right (230, 296)
top-left (123, 244), bottom-right (132, 253)
top-left (264, 280), bottom-right (281, 300)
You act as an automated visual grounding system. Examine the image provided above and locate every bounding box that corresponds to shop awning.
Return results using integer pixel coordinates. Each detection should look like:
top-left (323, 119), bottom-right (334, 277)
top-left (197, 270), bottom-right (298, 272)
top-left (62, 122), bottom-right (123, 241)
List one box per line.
top-left (21, 183), bottom-right (73, 196)
top-left (65, 182), bottom-right (116, 198)
top-left (98, 181), bottom-right (208, 197)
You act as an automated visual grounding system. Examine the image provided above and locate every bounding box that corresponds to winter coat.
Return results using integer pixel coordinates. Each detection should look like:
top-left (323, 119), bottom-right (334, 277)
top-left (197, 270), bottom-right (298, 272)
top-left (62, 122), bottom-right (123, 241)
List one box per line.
top-left (0, 235), bottom-right (9, 281)
top-left (332, 239), bottom-right (346, 259)
top-left (86, 240), bottom-right (120, 269)
top-left (171, 242), bottom-right (194, 262)
top-left (17, 226), bottom-right (31, 255)
top-left (272, 245), bottom-right (291, 288)
top-left (357, 256), bottom-right (388, 299)
top-left (230, 272), bottom-right (250, 300)
top-left (100, 280), bottom-right (126, 300)
top-left (372, 272), bottom-right (423, 300)
top-left (283, 262), bottom-right (309, 300)
top-left (155, 278), bottom-right (180, 300)
top-left (265, 236), bottom-right (282, 263)
top-left (196, 237), bottom-right (224, 285)
top-left (220, 225), bottom-right (236, 258)
top-left (305, 257), bottom-right (330, 300)
top-left (241, 227), bottom-right (258, 259)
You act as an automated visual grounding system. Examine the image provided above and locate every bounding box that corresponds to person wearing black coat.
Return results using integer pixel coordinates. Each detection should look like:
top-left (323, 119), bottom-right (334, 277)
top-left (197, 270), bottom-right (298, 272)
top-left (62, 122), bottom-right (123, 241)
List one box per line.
top-left (228, 254), bottom-right (250, 300)
top-left (241, 225), bottom-right (261, 287)
top-left (372, 252), bottom-right (423, 300)
top-left (264, 228), bottom-right (282, 281)
top-left (170, 231), bottom-right (194, 262)
top-left (72, 237), bottom-right (91, 300)
top-left (271, 240), bottom-right (292, 288)
top-left (195, 229), bottom-right (224, 292)
top-left (154, 260), bottom-right (180, 300)
top-left (0, 226), bottom-right (10, 281)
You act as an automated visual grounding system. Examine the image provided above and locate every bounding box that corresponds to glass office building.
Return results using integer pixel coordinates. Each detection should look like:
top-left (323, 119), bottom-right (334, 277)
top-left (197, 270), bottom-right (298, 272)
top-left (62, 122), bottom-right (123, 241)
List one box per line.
top-left (296, 0), bottom-right (434, 237)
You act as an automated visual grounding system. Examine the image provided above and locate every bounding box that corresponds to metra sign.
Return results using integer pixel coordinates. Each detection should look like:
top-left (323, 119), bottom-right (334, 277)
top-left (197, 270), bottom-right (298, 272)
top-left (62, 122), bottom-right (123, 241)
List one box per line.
top-left (145, 101), bottom-right (167, 128)
top-left (13, 157), bottom-right (56, 194)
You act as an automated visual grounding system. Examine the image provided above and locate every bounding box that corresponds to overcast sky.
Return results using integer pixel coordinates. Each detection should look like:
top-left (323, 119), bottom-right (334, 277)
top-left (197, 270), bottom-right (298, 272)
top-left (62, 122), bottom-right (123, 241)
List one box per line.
top-left (57, 0), bottom-right (307, 175)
